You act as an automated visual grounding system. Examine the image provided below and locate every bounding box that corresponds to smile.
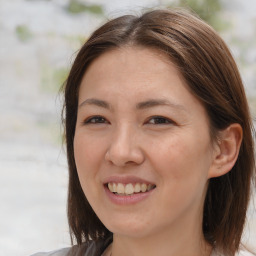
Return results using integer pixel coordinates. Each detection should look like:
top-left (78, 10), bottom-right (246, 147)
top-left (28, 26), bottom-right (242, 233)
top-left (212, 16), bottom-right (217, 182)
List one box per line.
top-left (107, 182), bottom-right (156, 196)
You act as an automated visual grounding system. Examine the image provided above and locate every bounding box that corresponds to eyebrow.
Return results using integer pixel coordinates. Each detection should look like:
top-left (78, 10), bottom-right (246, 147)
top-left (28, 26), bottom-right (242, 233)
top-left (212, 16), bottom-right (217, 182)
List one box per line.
top-left (136, 99), bottom-right (186, 111)
top-left (78, 98), bottom-right (186, 112)
top-left (79, 98), bottom-right (111, 109)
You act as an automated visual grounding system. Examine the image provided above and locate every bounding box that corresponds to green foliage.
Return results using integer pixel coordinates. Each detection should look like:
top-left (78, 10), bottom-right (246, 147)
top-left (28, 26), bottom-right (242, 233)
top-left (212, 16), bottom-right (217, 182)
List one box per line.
top-left (179, 0), bottom-right (221, 20)
top-left (64, 34), bottom-right (87, 47)
top-left (67, 0), bottom-right (104, 15)
top-left (53, 67), bottom-right (70, 88)
top-left (169, 0), bottom-right (227, 31)
top-left (15, 25), bottom-right (33, 42)
top-left (41, 63), bottom-right (69, 93)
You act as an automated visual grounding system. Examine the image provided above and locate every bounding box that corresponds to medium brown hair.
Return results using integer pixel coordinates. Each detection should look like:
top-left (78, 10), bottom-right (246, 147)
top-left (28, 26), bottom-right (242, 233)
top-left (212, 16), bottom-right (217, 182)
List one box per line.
top-left (62, 8), bottom-right (255, 255)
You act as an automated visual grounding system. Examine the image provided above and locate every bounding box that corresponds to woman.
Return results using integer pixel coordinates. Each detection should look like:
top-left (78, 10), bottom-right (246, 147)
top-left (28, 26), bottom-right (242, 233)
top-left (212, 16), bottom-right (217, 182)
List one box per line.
top-left (32, 8), bottom-right (255, 256)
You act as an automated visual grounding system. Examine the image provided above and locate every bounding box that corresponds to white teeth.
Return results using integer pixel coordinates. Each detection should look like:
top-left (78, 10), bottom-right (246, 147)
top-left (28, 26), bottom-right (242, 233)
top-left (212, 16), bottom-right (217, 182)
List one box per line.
top-left (112, 183), bottom-right (117, 193)
top-left (108, 183), bottom-right (113, 192)
top-left (141, 183), bottom-right (147, 192)
top-left (108, 182), bottom-right (155, 195)
top-left (117, 183), bottom-right (125, 194)
top-left (125, 183), bottom-right (134, 195)
top-left (134, 183), bottom-right (140, 193)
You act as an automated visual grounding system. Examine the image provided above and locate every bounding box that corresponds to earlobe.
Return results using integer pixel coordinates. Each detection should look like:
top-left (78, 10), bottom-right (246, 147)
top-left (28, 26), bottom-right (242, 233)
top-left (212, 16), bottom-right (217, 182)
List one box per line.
top-left (208, 123), bottom-right (243, 178)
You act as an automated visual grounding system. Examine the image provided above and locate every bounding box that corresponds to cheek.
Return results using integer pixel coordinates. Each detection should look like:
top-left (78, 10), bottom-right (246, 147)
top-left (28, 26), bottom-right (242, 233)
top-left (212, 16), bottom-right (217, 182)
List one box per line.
top-left (73, 134), bottom-right (103, 205)
top-left (152, 133), bottom-right (211, 190)
top-left (152, 138), bottom-right (210, 219)
top-left (74, 132), bottom-right (102, 168)
top-left (73, 133), bottom-right (101, 187)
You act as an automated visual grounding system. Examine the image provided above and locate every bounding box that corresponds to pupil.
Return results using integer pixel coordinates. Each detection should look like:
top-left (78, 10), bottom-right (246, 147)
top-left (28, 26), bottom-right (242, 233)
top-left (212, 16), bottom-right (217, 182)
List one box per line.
top-left (156, 118), bottom-right (166, 123)
top-left (96, 117), bottom-right (104, 123)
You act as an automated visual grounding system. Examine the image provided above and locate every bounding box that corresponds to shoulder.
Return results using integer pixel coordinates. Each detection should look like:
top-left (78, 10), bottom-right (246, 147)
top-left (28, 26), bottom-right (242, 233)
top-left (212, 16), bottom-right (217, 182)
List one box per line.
top-left (30, 247), bottom-right (70, 256)
top-left (30, 236), bottom-right (113, 256)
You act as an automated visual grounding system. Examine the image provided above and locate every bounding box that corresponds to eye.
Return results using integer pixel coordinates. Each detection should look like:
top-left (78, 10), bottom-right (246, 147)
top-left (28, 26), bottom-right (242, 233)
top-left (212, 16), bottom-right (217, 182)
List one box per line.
top-left (146, 116), bottom-right (174, 125)
top-left (83, 116), bottom-right (109, 124)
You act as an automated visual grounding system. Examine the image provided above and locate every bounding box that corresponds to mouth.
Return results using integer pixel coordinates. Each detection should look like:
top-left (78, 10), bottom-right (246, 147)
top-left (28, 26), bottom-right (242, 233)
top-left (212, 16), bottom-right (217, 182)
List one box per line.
top-left (106, 182), bottom-right (156, 196)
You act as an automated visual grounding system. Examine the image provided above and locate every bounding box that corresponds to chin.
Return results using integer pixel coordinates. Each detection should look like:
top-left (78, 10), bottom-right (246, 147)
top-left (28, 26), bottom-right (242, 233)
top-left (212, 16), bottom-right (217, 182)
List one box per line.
top-left (105, 219), bottom-right (153, 238)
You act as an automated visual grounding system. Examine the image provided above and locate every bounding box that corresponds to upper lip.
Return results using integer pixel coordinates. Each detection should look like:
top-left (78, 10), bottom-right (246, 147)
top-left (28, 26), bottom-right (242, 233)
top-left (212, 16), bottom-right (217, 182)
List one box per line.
top-left (103, 175), bottom-right (155, 185)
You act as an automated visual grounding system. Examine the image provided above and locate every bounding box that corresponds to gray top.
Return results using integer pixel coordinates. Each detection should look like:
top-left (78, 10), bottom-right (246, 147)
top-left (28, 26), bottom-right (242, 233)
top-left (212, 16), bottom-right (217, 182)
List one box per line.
top-left (31, 247), bottom-right (70, 256)
top-left (31, 241), bottom-right (255, 256)
top-left (31, 237), bottom-right (112, 256)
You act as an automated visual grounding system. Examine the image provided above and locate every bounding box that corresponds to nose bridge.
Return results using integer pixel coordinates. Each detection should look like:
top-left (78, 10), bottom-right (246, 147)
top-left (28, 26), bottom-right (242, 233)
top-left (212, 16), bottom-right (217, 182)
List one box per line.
top-left (106, 122), bottom-right (144, 166)
top-left (114, 122), bottom-right (132, 146)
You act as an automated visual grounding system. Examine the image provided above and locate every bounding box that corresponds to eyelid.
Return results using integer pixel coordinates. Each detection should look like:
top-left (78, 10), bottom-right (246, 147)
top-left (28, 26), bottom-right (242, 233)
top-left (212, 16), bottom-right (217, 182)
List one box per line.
top-left (82, 115), bottom-right (109, 125)
top-left (145, 116), bottom-right (175, 125)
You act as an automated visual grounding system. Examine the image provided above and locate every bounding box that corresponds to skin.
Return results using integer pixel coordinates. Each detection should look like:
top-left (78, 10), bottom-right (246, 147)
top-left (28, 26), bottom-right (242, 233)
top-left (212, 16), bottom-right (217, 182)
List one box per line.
top-left (73, 47), bottom-right (241, 256)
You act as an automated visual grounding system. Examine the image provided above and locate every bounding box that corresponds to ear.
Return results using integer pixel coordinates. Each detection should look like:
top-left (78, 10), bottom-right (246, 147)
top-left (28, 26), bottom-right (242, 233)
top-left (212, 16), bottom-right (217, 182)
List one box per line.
top-left (208, 123), bottom-right (243, 178)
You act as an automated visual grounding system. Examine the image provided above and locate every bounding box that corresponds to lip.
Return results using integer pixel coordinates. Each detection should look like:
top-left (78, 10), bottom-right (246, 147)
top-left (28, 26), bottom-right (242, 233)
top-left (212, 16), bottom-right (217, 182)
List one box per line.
top-left (103, 175), bottom-right (155, 185)
top-left (104, 185), bottom-right (155, 205)
top-left (103, 175), bottom-right (156, 205)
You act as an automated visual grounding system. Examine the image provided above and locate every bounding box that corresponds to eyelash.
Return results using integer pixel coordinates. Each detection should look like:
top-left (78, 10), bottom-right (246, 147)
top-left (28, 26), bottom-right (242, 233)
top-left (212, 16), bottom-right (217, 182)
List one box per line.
top-left (146, 116), bottom-right (174, 125)
top-left (83, 115), bottom-right (174, 125)
top-left (83, 116), bottom-right (109, 124)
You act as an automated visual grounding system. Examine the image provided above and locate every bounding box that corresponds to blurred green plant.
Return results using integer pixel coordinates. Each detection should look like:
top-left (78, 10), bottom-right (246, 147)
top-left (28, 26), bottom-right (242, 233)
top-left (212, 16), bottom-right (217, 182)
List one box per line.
top-left (67, 0), bottom-right (104, 15)
top-left (15, 25), bottom-right (33, 42)
top-left (169, 0), bottom-right (229, 31)
top-left (54, 67), bottom-right (70, 88)
top-left (64, 34), bottom-right (87, 48)
top-left (41, 63), bottom-right (69, 93)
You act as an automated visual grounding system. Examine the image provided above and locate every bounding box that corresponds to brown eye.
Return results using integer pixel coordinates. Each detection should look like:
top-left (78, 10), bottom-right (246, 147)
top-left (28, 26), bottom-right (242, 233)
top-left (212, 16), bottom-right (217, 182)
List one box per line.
top-left (147, 116), bottom-right (173, 125)
top-left (84, 116), bottom-right (108, 124)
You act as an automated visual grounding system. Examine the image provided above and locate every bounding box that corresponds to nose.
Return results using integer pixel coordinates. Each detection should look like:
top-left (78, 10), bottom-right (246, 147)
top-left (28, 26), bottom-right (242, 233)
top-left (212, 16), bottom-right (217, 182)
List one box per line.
top-left (105, 125), bottom-right (145, 167)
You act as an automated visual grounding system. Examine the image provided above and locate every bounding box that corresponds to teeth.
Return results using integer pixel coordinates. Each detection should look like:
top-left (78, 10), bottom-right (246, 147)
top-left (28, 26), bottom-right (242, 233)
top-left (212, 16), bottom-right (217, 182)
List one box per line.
top-left (125, 183), bottom-right (134, 195)
top-left (108, 182), bottom-right (155, 195)
top-left (147, 184), bottom-right (154, 191)
top-left (134, 183), bottom-right (140, 193)
top-left (108, 183), bottom-right (113, 192)
top-left (117, 183), bottom-right (125, 194)
top-left (141, 183), bottom-right (147, 192)
top-left (112, 183), bottom-right (117, 193)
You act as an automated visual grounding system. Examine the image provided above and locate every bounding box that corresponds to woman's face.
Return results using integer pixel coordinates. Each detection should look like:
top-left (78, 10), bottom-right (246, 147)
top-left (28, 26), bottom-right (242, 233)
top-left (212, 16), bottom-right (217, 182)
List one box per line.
top-left (74, 47), bottom-right (217, 239)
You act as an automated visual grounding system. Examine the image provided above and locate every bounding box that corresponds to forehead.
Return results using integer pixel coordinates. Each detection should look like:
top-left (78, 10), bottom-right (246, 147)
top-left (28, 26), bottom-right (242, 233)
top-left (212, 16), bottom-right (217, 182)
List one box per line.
top-left (79, 46), bottom-right (186, 96)
top-left (79, 46), bottom-right (201, 105)
top-left (94, 46), bottom-right (172, 70)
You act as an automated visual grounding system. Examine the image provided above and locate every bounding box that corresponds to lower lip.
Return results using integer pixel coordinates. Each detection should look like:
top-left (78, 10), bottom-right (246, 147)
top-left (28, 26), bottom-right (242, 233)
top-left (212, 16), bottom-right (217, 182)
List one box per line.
top-left (104, 185), bottom-right (155, 205)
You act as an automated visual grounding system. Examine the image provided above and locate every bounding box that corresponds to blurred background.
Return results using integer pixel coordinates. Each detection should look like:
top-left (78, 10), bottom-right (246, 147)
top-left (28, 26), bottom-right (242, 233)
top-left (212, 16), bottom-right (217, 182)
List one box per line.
top-left (0, 0), bottom-right (255, 255)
